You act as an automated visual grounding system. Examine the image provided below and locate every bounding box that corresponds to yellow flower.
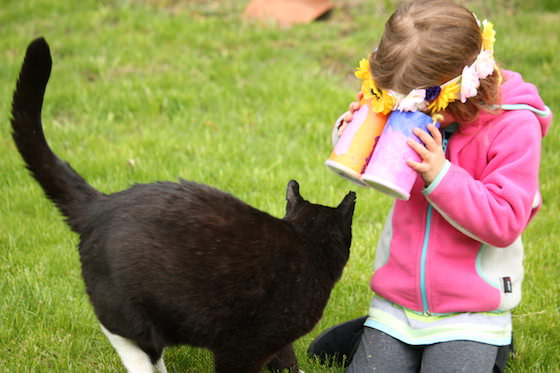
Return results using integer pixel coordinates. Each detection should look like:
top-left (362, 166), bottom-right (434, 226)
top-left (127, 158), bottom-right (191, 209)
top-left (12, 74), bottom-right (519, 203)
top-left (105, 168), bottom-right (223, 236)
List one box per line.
top-left (354, 58), bottom-right (372, 80)
top-left (361, 79), bottom-right (378, 101)
top-left (481, 20), bottom-right (496, 52)
top-left (355, 57), bottom-right (393, 114)
top-left (360, 79), bottom-right (393, 114)
top-left (427, 80), bottom-right (459, 113)
top-left (371, 91), bottom-right (394, 114)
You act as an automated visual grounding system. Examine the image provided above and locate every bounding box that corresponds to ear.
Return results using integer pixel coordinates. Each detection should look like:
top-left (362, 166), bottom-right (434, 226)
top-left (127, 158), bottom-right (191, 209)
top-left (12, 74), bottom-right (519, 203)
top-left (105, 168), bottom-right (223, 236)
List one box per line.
top-left (286, 180), bottom-right (303, 213)
top-left (337, 191), bottom-right (356, 221)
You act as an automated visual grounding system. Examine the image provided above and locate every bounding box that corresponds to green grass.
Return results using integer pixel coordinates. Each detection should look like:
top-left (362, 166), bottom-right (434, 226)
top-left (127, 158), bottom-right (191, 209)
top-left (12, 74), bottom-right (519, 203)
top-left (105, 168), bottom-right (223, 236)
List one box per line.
top-left (1, 0), bottom-right (558, 372)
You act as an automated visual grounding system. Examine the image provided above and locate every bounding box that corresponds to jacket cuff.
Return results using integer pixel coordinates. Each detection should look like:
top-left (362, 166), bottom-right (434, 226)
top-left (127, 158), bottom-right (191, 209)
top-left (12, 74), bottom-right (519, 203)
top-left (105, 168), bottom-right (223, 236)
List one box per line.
top-left (332, 111), bottom-right (349, 146)
top-left (423, 160), bottom-right (451, 196)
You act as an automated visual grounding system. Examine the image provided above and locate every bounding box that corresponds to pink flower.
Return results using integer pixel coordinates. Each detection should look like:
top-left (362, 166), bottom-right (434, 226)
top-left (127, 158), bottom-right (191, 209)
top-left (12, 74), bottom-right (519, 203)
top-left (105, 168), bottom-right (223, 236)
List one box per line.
top-left (460, 65), bottom-right (480, 103)
top-left (474, 50), bottom-right (495, 79)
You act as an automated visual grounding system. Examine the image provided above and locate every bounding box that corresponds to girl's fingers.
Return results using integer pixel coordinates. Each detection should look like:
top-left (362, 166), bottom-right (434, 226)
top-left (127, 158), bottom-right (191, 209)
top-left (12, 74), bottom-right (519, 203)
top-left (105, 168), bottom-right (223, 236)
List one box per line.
top-left (413, 128), bottom-right (433, 147)
top-left (406, 159), bottom-right (420, 169)
top-left (349, 101), bottom-right (360, 113)
top-left (427, 124), bottom-right (443, 146)
top-left (408, 138), bottom-right (429, 157)
top-left (414, 127), bottom-right (438, 151)
top-left (343, 98), bottom-right (362, 125)
top-left (406, 159), bottom-right (428, 172)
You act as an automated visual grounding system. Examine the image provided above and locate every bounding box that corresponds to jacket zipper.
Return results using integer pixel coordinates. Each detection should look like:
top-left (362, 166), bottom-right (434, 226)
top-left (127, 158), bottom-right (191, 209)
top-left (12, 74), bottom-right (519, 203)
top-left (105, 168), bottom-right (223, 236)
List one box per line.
top-left (420, 205), bottom-right (433, 315)
top-left (419, 126), bottom-right (453, 315)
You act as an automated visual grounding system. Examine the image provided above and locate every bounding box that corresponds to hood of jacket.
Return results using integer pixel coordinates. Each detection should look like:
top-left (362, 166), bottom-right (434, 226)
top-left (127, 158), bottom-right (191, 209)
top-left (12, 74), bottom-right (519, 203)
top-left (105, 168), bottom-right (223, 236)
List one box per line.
top-left (468, 69), bottom-right (552, 137)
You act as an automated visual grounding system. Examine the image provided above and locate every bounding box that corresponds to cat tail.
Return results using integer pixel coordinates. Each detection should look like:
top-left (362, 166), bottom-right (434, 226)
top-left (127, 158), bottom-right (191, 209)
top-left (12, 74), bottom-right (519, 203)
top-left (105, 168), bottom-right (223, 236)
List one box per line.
top-left (11, 37), bottom-right (102, 233)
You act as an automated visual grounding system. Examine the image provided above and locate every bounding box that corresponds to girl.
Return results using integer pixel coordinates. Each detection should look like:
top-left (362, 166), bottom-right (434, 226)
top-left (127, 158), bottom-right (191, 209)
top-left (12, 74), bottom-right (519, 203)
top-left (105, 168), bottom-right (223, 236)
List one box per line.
top-left (311, 0), bottom-right (552, 372)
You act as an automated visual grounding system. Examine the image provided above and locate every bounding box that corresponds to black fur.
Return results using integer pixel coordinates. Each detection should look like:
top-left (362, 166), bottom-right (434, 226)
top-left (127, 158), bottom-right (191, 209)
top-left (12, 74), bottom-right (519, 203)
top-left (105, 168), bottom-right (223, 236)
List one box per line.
top-left (10, 38), bottom-right (356, 373)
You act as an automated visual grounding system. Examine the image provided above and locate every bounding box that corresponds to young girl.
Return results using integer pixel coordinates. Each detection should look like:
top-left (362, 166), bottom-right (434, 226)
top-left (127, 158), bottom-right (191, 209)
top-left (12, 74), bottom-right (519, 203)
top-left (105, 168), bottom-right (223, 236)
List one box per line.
top-left (310, 0), bottom-right (552, 372)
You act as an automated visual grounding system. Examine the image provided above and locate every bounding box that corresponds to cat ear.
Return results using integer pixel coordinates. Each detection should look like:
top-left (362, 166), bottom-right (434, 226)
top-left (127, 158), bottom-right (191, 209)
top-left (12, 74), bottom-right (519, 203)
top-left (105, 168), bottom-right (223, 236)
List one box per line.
top-left (286, 180), bottom-right (303, 211)
top-left (337, 191), bottom-right (356, 220)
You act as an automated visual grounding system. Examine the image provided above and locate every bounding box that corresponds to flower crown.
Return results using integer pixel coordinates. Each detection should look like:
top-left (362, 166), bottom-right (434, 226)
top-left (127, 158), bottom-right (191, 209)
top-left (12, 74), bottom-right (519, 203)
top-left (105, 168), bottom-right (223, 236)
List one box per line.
top-left (356, 19), bottom-right (497, 114)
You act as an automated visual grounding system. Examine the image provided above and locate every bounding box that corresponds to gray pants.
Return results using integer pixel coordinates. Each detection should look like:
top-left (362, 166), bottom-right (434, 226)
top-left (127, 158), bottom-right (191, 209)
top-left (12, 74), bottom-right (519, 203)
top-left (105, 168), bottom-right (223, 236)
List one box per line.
top-left (347, 327), bottom-right (499, 373)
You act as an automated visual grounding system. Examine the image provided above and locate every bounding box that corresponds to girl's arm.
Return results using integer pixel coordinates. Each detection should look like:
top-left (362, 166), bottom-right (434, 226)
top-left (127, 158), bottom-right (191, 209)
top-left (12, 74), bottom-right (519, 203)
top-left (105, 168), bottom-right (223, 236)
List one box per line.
top-left (421, 112), bottom-right (542, 247)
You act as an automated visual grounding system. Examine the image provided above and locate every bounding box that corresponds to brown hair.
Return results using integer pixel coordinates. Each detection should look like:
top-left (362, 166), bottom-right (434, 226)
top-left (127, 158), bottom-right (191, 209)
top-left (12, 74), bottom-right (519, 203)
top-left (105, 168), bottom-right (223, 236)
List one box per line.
top-left (369, 0), bottom-right (500, 122)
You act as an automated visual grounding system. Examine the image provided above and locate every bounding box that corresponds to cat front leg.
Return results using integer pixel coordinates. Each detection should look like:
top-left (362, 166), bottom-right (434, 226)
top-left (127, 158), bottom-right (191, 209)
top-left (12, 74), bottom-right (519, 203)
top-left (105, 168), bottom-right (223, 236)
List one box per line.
top-left (265, 344), bottom-right (299, 373)
top-left (155, 356), bottom-right (168, 373)
top-left (100, 324), bottom-right (155, 373)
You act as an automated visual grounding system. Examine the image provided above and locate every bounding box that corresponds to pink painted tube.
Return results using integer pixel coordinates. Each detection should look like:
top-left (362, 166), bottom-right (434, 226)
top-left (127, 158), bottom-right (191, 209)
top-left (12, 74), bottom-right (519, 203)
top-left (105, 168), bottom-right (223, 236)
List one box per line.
top-left (362, 111), bottom-right (439, 200)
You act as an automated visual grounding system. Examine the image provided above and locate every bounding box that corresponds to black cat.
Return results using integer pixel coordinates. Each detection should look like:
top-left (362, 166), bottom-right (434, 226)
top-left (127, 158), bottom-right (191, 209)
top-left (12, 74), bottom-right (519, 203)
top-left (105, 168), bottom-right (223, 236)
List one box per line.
top-left (10, 38), bottom-right (356, 373)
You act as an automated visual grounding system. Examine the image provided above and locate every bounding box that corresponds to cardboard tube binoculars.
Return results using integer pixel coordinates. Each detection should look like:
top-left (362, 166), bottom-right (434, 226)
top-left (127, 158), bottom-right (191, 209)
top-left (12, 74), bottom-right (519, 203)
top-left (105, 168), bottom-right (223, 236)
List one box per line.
top-left (325, 105), bottom-right (440, 200)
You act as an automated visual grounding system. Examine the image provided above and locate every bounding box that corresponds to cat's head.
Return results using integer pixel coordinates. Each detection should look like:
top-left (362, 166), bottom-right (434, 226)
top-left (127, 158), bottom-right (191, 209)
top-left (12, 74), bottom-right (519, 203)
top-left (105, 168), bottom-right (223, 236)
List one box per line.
top-left (284, 180), bottom-right (355, 261)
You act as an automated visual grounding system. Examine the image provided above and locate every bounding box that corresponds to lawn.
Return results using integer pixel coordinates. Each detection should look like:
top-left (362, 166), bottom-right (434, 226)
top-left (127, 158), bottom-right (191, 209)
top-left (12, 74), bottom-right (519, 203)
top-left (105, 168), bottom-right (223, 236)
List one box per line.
top-left (1, 0), bottom-right (558, 372)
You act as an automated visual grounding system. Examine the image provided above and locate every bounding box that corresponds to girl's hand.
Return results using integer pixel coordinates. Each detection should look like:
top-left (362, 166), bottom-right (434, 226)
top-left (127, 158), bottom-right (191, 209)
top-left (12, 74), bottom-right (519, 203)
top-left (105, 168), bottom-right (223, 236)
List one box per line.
top-left (406, 124), bottom-right (446, 185)
top-left (337, 92), bottom-right (363, 136)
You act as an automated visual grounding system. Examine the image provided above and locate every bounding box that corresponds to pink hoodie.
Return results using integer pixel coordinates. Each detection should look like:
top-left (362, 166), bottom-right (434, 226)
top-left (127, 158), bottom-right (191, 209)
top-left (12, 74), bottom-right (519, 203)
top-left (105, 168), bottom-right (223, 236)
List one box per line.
top-left (370, 70), bottom-right (552, 314)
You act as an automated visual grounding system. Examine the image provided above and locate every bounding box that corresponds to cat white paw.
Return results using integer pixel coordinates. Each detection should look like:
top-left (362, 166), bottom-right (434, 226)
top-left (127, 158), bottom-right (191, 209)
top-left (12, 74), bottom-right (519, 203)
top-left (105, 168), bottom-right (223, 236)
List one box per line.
top-left (100, 324), bottom-right (154, 373)
top-left (155, 357), bottom-right (168, 373)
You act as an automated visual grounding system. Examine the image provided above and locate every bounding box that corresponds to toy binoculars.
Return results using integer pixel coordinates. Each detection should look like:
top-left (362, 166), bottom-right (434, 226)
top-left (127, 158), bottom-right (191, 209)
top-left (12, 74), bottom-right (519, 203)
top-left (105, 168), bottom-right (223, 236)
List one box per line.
top-left (325, 103), bottom-right (440, 200)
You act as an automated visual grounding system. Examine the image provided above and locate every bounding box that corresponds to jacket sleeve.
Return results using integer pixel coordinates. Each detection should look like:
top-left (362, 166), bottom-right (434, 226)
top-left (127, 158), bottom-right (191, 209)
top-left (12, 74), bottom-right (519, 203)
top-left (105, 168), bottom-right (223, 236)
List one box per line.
top-left (423, 111), bottom-right (542, 247)
top-left (331, 111), bottom-right (349, 146)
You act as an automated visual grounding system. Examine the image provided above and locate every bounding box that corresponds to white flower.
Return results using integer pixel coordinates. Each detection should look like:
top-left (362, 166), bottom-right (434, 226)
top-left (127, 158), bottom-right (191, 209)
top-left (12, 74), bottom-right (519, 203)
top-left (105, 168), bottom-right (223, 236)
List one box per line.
top-left (460, 65), bottom-right (480, 103)
top-left (474, 50), bottom-right (495, 80)
top-left (397, 89), bottom-right (426, 112)
top-left (388, 90), bottom-right (403, 110)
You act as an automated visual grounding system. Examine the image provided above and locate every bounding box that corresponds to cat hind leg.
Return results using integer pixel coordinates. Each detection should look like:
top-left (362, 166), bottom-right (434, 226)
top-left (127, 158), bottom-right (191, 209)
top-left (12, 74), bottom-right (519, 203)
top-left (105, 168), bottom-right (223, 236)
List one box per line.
top-left (100, 324), bottom-right (154, 373)
top-left (265, 344), bottom-right (299, 372)
top-left (213, 350), bottom-right (266, 373)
